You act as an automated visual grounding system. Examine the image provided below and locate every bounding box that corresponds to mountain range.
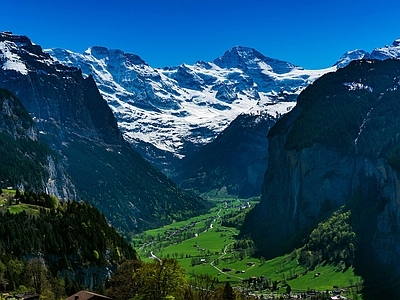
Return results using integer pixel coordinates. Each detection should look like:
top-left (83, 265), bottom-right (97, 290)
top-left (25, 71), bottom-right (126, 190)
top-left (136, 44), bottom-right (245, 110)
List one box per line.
top-left (45, 46), bottom-right (331, 171)
top-left (2, 30), bottom-right (400, 297)
top-left (2, 30), bottom-right (400, 223)
top-left (45, 39), bottom-right (400, 197)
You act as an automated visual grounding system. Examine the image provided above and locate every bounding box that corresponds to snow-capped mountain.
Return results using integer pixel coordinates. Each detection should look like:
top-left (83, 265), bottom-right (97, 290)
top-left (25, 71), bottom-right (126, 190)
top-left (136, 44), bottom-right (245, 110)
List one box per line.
top-left (45, 46), bottom-right (334, 170)
top-left (334, 49), bottom-right (369, 68)
top-left (334, 38), bottom-right (400, 68)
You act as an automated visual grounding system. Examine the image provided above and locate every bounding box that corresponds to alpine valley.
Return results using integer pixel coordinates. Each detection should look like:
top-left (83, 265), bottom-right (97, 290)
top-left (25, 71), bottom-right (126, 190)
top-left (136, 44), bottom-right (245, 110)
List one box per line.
top-left (2, 30), bottom-right (400, 299)
top-left (45, 39), bottom-right (400, 197)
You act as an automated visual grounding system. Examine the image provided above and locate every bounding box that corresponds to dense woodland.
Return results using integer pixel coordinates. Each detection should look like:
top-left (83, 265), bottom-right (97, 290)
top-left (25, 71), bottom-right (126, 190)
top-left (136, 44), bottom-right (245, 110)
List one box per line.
top-left (0, 192), bottom-right (137, 298)
top-left (62, 139), bottom-right (208, 235)
top-left (298, 209), bottom-right (356, 271)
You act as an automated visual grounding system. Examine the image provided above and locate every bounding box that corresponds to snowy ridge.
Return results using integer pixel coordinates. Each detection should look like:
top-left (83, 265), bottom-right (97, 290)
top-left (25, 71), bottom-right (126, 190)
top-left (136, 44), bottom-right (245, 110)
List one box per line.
top-left (46, 46), bottom-right (335, 158)
top-left (335, 38), bottom-right (400, 68)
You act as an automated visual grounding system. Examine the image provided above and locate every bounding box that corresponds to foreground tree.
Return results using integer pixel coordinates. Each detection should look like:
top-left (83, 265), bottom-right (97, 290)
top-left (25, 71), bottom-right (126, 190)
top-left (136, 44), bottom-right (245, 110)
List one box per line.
top-left (184, 274), bottom-right (219, 300)
top-left (25, 258), bottom-right (51, 294)
top-left (106, 258), bottom-right (186, 300)
top-left (213, 282), bottom-right (236, 300)
top-left (136, 258), bottom-right (186, 300)
top-left (105, 260), bottom-right (143, 299)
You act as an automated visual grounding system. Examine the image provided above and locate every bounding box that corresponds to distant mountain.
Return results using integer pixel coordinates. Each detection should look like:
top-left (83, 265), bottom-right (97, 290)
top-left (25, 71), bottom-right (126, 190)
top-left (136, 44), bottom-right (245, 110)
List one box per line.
top-left (0, 32), bottom-right (206, 233)
top-left (46, 45), bottom-right (334, 198)
top-left (46, 46), bottom-right (333, 173)
top-left (335, 38), bottom-right (400, 68)
top-left (242, 58), bottom-right (400, 298)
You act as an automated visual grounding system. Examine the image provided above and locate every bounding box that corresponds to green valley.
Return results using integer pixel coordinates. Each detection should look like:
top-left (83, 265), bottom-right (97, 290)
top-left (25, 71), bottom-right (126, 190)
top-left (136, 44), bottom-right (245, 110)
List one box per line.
top-left (132, 197), bottom-right (363, 299)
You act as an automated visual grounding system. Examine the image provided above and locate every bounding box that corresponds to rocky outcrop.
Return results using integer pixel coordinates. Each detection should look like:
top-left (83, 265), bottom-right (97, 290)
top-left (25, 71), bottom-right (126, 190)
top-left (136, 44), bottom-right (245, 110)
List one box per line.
top-left (0, 88), bottom-right (74, 195)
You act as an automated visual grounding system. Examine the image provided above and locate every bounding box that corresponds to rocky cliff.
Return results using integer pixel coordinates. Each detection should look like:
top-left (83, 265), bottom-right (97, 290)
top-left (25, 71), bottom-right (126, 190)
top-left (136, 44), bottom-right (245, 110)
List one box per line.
top-left (0, 88), bottom-right (73, 195)
top-left (242, 58), bottom-right (400, 296)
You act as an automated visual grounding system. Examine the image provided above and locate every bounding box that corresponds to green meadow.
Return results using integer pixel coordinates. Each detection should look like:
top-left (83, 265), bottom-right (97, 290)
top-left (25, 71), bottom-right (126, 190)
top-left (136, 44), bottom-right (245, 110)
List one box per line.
top-left (133, 197), bottom-right (363, 298)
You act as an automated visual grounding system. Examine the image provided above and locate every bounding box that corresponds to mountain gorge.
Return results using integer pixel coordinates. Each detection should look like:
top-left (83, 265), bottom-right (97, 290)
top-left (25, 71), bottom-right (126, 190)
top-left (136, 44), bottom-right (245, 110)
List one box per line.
top-left (0, 32), bottom-right (206, 233)
top-left (2, 28), bottom-right (400, 297)
top-left (242, 58), bottom-right (400, 297)
top-left (175, 111), bottom-right (278, 197)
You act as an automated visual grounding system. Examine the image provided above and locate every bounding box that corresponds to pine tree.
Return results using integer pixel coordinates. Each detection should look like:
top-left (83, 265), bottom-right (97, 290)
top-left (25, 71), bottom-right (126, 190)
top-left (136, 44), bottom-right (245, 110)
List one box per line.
top-left (221, 282), bottom-right (235, 300)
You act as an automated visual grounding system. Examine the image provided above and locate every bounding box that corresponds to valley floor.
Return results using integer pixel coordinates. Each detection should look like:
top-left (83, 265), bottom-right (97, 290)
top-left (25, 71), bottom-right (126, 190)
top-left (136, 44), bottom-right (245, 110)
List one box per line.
top-left (132, 197), bottom-right (363, 299)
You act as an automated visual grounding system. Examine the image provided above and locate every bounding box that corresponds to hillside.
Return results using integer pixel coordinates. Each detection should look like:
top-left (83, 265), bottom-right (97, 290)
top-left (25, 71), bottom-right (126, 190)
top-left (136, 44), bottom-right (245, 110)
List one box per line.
top-left (242, 58), bottom-right (400, 298)
top-left (0, 192), bottom-right (137, 294)
top-left (0, 32), bottom-right (206, 233)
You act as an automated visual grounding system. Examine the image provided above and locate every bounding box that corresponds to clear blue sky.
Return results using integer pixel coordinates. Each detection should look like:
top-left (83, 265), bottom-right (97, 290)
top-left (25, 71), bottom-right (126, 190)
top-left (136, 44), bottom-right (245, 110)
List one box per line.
top-left (3, 0), bottom-right (400, 69)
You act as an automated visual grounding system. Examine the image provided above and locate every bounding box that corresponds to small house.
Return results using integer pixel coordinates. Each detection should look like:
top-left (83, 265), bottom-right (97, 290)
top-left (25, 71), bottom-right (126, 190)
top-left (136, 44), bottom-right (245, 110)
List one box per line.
top-left (65, 291), bottom-right (112, 300)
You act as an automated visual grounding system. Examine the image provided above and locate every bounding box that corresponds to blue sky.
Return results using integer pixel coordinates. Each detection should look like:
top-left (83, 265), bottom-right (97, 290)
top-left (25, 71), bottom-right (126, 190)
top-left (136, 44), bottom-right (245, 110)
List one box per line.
top-left (3, 0), bottom-right (400, 69)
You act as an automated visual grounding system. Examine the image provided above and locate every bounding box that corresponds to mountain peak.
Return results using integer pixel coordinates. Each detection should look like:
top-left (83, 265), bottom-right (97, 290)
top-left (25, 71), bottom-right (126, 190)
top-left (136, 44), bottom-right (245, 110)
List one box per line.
top-left (213, 45), bottom-right (296, 74)
top-left (392, 38), bottom-right (400, 47)
top-left (86, 46), bottom-right (147, 66)
top-left (0, 31), bottom-right (31, 45)
top-left (213, 46), bottom-right (265, 68)
top-left (335, 39), bottom-right (400, 68)
top-left (334, 49), bottom-right (368, 68)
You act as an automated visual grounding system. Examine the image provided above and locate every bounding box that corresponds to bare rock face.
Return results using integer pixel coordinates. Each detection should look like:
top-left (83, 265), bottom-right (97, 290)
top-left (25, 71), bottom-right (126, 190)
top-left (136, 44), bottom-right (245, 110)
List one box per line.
top-left (265, 143), bottom-right (354, 236)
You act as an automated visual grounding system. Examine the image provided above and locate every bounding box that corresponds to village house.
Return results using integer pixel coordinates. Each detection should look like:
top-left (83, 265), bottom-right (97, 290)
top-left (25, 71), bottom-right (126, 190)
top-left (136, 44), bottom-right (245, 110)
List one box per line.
top-left (64, 291), bottom-right (112, 300)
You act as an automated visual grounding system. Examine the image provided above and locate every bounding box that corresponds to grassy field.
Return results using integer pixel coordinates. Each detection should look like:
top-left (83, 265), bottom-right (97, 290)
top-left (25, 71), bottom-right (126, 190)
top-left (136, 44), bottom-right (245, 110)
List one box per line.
top-left (132, 197), bottom-right (363, 298)
top-left (0, 189), bottom-right (41, 215)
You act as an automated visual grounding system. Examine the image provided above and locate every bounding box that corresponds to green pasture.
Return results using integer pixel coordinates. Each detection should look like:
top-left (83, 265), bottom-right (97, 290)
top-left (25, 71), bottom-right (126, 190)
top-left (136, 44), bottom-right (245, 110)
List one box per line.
top-left (133, 196), bottom-right (362, 297)
top-left (6, 203), bottom-right (40, 215)
top-left (0, 190), bottom-right (41, 216)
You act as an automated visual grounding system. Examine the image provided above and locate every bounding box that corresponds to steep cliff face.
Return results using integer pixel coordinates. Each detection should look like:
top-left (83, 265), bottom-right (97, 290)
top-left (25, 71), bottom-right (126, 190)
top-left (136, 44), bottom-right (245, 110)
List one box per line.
top-left (242, 59), bottom-right (400, 293)
top-left (0, 88), bottom-right (74, 195)
top-left (0, 32), bottom-right (206, 233)
top-left (252, 143), bottom-right (355, 249)
top-left (0, 33), bottom-right (120, 145)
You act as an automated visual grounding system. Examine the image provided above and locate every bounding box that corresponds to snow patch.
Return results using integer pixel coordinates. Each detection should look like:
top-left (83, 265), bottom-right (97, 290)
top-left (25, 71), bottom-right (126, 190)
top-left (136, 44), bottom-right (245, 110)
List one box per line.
top-left (343, 82), bottom-right (373, 92)
top-left (0, 41), bottom-right (28, 75)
